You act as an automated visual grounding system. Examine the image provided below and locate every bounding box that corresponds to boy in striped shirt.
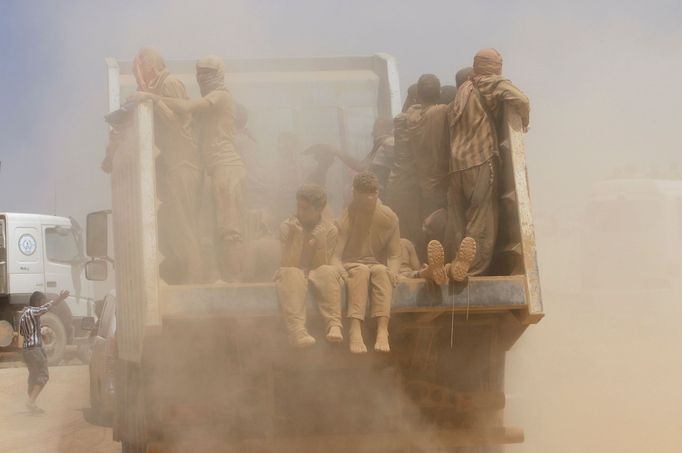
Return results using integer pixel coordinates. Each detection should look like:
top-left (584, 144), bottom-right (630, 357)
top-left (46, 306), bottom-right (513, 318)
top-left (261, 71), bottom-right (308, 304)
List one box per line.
top-left (18, 290), bottom-right (69, 413)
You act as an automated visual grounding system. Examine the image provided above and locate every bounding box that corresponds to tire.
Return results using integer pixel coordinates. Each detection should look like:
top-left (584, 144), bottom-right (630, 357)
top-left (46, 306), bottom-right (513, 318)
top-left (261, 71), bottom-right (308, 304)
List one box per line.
top-left (41, 312), bottom-right (67, 365)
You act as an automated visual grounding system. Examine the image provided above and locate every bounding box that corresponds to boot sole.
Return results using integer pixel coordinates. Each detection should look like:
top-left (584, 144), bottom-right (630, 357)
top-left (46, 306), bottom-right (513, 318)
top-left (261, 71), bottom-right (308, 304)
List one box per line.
top-left (426, 240), bottom-right (448, 285)
top-left (450, 237), bottom-right (477, 282)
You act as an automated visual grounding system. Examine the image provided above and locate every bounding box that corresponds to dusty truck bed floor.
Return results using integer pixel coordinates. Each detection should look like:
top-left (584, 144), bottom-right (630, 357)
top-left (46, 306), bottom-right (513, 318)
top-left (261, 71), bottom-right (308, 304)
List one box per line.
top-left (0, 365), bottom-right (117, 453)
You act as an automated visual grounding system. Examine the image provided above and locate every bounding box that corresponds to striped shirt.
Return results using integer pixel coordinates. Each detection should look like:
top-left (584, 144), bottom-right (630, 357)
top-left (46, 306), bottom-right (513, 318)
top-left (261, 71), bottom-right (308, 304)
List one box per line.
top-left (18, 301), bottom-right (54, 349)
top-left (448, 75), bottom-right (530, 172)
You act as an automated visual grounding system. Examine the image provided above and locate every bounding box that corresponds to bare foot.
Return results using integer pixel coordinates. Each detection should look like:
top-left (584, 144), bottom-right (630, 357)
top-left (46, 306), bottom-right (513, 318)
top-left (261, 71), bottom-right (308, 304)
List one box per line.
top-left (350, 338), bottom-right (367, 354)
top-left (349, 319), bottom-right (367, 354)
top-left (291, 331), bottom-right (316, 348)
top-left (449, 237), bottom-right (477, 282)
top-left (326, 326), bottom-right (343, 343)
top-left (425, 240), bottom-right (448, 285)
top-left (374, 331), bottom-right (390, 353)
top-left (374, 316), bottom-right (390, 352)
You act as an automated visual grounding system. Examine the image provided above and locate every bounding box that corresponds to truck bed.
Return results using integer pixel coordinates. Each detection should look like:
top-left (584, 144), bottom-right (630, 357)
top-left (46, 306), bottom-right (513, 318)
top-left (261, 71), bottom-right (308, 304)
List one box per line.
top-left (159, 276), bottom-right (528, 319)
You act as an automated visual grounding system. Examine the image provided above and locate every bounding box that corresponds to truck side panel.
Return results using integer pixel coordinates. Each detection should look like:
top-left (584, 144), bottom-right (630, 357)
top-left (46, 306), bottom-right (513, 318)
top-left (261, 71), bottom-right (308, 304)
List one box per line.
top-left (110, 103), bottom-right (161, 362)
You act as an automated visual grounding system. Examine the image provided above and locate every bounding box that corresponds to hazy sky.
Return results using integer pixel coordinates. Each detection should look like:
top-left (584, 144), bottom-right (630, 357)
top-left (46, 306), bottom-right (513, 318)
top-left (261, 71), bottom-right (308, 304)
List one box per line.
top-left (1, 0), bottom-right (680, 221)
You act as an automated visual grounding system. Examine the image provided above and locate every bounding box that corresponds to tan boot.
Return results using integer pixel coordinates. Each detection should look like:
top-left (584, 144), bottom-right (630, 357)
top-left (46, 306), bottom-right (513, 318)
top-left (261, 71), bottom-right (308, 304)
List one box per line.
top-left (449, 237), bottom-right (477, 282)
top-left (423, 240), bottom-right (448, 285)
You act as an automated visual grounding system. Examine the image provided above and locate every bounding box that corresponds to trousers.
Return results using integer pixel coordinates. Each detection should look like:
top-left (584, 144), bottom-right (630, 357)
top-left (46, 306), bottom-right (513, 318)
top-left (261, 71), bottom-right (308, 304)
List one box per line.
top-left (344, 263), bottom-right (394, 320)
top-left (444, 158), bottom-right (498, 275)
top-left (275, 265), bottom-right (343, 335)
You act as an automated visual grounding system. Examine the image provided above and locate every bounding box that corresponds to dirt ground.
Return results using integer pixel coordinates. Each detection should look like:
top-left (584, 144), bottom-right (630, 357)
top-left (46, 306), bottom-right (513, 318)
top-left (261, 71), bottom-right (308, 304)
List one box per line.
top-left (1, 290), bottom-right (681, 453)
top-left (0, 364), bottom-right (118, 453)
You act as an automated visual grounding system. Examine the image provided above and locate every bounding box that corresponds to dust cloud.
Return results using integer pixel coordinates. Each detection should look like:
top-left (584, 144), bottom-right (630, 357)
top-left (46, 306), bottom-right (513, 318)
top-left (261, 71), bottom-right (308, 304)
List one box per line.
top-left (1, 0), bottom-right (682, 452)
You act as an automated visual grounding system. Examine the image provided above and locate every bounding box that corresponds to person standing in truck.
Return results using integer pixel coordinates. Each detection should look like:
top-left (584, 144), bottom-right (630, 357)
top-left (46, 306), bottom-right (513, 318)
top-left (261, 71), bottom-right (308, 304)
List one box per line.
top-left (446, 48), bottom-right (530, 280)
top-left (276, 184), bottom-right (344, 347)
top-left (110, 48), bottom-right (204, 284)
top-left (404, 74), bottom-right (451, 261)
top-left (137, 55), bottom-right (247, 281)
top-left (18, 290), bottom-right (69, 414)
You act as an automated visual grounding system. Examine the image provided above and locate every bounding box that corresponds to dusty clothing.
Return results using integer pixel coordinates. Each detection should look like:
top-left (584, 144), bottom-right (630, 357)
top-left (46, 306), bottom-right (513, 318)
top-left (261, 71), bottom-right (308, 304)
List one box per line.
top-left (276, 217), bottom-right (342, 334)
top-left (386, 113), bottom-right (422, 249)
top-left (344, 262), bottom-right (393, 320)
top-left (448, 75), bottom-right (529, 172)
top-left (275, 266), bottom-right (343, 334)
top-left (150, 73), bottom-right (201, 170)
top-left (157, 163), bottom-right (203, 283)
top-left (196, 89), bottom-right (244, 173)
top-left (387, 113), bottom-right (418, 198)
top-left (444, 158), bottom-right (499, 275)
top-left (211, 165), bottom-right (246, 246)
top-left (406, 103), bottom-right (449, 203)
top-left (337, 201), bottom-right (401, 320)
top-left (280, 216), bottom-right (338, 271)
top-left (133, 62), bottom-right (203, 283)
top-left (400, 238), bottom-right (421, 275)
top-left (399, 238), bottom-right (423, 278)
top-left (337, 201), bottom-right (401, 269)
top-left (23, 347), bottom-right (49, 391)
top-left (151, 74), bottom-right (203, 283)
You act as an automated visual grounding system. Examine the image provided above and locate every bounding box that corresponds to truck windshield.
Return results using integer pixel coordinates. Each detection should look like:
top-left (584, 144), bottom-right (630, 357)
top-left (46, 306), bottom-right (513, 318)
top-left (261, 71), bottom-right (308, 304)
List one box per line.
top-left (45, 227), bottom-right (80, 264)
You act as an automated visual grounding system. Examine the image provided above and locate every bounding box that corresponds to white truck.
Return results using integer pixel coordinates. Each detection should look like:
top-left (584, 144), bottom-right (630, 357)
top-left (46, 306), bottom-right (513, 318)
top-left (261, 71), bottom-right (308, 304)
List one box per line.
top-left (0, 212), bottom-right (100, 364)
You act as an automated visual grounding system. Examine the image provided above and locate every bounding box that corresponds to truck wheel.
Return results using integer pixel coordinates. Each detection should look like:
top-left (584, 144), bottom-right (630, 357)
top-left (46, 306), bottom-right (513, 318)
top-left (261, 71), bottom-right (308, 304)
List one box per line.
top-left (41, 312), bottom-right (67, 365)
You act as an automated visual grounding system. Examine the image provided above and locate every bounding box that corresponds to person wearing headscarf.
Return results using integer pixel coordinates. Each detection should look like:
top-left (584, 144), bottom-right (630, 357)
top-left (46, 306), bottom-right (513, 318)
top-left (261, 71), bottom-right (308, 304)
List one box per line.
top-left (106, 48), bottom-right (204, 284)
top-left (445, 48), bottom-right (530, 280)
top-left (135, 55), bottom-right (246, 281)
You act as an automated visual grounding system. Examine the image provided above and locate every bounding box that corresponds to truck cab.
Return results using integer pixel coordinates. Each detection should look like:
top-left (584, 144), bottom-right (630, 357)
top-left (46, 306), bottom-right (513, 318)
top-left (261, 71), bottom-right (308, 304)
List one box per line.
top-left (0, 212), bottom-right (98, 364)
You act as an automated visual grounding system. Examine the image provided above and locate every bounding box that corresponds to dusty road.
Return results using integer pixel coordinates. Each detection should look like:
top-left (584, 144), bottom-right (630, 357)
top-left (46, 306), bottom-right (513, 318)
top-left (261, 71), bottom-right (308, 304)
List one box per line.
top-left (0, 364), bottom-right (118, 453)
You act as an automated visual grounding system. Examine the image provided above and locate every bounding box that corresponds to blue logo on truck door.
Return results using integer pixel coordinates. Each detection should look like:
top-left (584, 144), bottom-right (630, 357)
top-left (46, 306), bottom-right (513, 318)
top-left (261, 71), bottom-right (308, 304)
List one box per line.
top-left (18, 234), bottom-right (37, 256)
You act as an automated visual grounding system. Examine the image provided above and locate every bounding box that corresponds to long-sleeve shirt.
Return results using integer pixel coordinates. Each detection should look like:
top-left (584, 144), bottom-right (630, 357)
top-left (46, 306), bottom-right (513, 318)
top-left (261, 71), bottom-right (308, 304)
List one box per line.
top-left (335, 200), bottom-right (402, 275)
top-left (279, 216), bottom-right (338, 272)
top-left (448, 75), bottom-right (530, 172)
top-left (18, 301), bottom-right (55, 349)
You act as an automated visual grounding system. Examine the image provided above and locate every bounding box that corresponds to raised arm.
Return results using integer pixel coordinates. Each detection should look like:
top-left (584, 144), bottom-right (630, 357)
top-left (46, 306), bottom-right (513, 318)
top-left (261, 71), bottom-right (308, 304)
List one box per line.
top-left (35, 290), bottom-right (70, 316)
top-left (129, 92), bottom-right (212, 115)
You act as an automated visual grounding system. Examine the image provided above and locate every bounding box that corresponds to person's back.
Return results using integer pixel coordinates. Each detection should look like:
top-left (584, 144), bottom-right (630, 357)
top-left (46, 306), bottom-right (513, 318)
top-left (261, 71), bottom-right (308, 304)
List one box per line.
top-left (406, 102), bottom-right (449, 208)
top-left (445, 48), bottom-right (530, 278)
top-left (449, 51), bottom-right (529, 174)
